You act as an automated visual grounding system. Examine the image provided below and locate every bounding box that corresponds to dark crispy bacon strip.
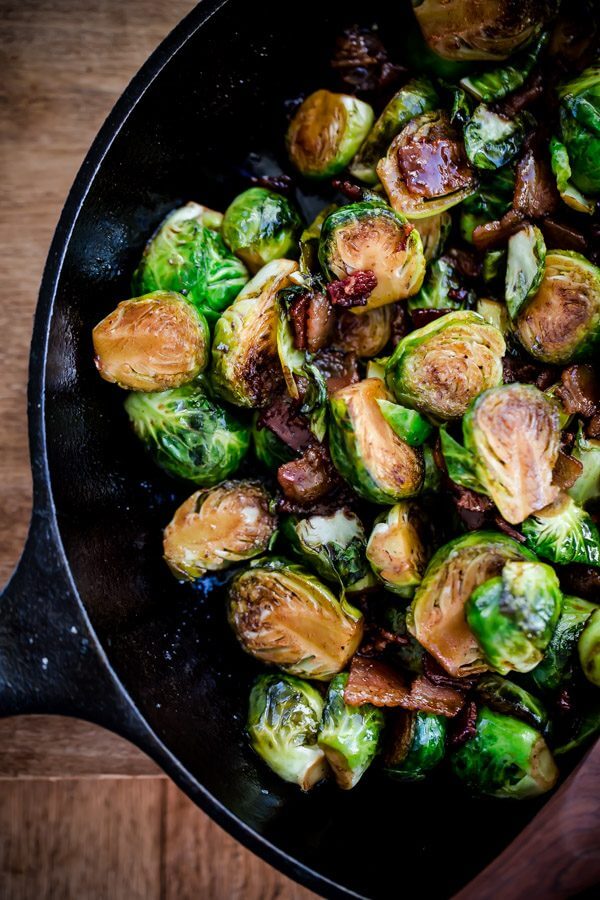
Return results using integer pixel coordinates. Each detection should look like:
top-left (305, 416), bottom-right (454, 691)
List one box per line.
top-left (288, 290), bottom-right (334, 353)
top-left (555, 365), bottom-right (600, 419)
top-left (249, 173), bottom-right (294, 194)
top-left (472, 209), bottom-right (525, 252)
top-left (326, 270), bottom-right (378, 308)
top-left (552, 450), bottom-right (583, 491)
top-left (277, 443), bottom-right (341, 505)
top-left (500, 73), bottom-right (544, 117)
top-left (344, 656), bottom-right (464, 716)
top-left (331, 178), bottom-right (364, 201)
top-left (448, 700), bottom-right (478, 749)
top-left (410, 308), bottom-right (454, 329)
top-left (513, 149), bottom-right (558, 219)
top-left (541, 218), bottom-right (588, 255)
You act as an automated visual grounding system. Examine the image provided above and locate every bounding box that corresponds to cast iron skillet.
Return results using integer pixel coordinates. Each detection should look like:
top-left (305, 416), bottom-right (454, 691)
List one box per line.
top-left (0, 1), bottom-right (598, 897)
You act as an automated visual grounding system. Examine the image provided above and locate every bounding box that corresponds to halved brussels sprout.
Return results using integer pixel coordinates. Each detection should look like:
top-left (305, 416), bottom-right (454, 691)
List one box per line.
top-left (522, 493), bottom-right (600, 567)
top-left (410, 211), bottom-right (452, 262)
top-left (319, 202), bottom-right (425, 311)
top-left (408, 531), bottom-right (536, 678)
top-left (376, 400), bottom-right (434, 447)
top-left (532, 594), bottom-right (598, 693)
top-left (466, 561), bottom-right (562, 674)
top-left (476, 674), bottom-right (548, 731)
top-left (515, 251), bottom-right (600, 365)
top-left (328, 379), bottom-right (424, 505)
top-left (317, 673), bottom-right (385, 789)
top-left (221, 188), bottom-right (302, 274)
top-left (459, 166), bottom-right (514, 243)
top-left (228, 558), bottom-right (363, 680)
top-left (464, 106), bottom-right (532, 171)
top-left (413, 0), bottom-right (551, 61)
top-left (462, 384), bottom-right (560, 524)
top-left (282, 508), bottom-right (375, 593)
top-left (451, 707), bottom-right (558, 799)
top-left (505, 225), bottom-right (546, 320)
top-left (385, 311), bottom-right (505, 421)
top-left (210, 259), bottom-right (298, 407)
top-left (276, 286), bottom-right (327, 412)
top-left (557, 64), bottom-right (600, 196)
top-left (549, 137), bottom-right (595, 215)
top-left (334, 306), bottom-right (392, 359)
top-left (93, 291), bottom-right (209, 391)
top-left (252, 412), bottom-right (294, 470)
top-left (248, 674), bottom-right (328, 790)
top-left (460, 31), bottom-right (549, 102)
top-left (569, 427), bottom-right (600, 507)
top-left (132, 203), bottom-right (248, 327)
top-left (383, 710), bottom-right (446, 782)
top-left (163, 481), bottom-right (277, 581)
top-left (578, 609), bottom-right (600, 687)
top-left (408, 257), bottom-right (475, 313)
top-left (350, 77), bottom-right (439, 185)
top-left (366, 501), bottom-right (429, 597)
top-left (124, 377), bottom-right (250, 485)
top-left (286, 90), bottom-right (374, 179)
top-left (377, 111), bottom-right (478, 218)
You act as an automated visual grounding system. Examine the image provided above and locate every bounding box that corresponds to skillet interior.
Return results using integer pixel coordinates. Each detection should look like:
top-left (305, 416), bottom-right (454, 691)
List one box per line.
top-left (43, 1), bottom-right (569, 895)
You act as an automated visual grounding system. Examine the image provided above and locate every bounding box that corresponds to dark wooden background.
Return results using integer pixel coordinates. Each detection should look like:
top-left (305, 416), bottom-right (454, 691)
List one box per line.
top-left (0, 2), bottom-right (315, 896)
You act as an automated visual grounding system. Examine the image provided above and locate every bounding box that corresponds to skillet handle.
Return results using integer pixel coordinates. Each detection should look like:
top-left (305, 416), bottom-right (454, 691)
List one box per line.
top-left (455, 739), bottom-right (600, 900)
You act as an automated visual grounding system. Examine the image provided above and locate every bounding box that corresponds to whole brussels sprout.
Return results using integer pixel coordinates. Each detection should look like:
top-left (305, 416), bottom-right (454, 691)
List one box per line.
top-left (377, 111), bottom-right (478, 218)
top-left (410, 211), bottom-right (452, 262)
top-left (383, 710), bottom-right (447, 782)
top-left (286, 90), bottom-right (374, 179)
top-left (319, 202), bottom-right (426, 312)
top-left (248, 674), bottom-right (328, 790)
top-left (505, 225), bottom-right (546, 320)
top-left (466, 561), bottom-right (562, 674)
top-left (132, 203), bottom-right (248, 327)
top-left (222, 188), bottom-right (302, 274)
top-left (476, 674), bottom-right (548, 731)
top-left (210, 259), bottom-right (298, 407)
top-left (522, 494), bottom-right (600, 567)
top-left (93, 291), bottom-right (209, 391)
top-left (328, 379), bottom-right (424, 505)
top-left (163, 481), bottom-right (277, 581)
top-left (460, 31), bottom-right (549, 102)
top-left (578, 609), bottom-right (600, 687)
top-left (317, 673), bottom-right (385, 789)
top-left (451, 707), bottom-right (558, 799)
top-left (282, 509), bottom-right (375, 593)
top-left (366, 501), bottom-right (429, 597)
top-left (385, 311), bottom-right (505, 421)
top-left (570, 427), bottom-right (600, 507)
top-left (557, 64), bottom-right (600, 196)
top-left (408, 531), bottom-right (536, 678)
top-left (464, 106), bottom-right (532, 171)
top-left (350, 77), bottom-right (439, 185)
top-left (334, 306), bottom-right (392, 359)
top-left (228, 558), bottom-right (363, 680)
top-left (252, 412), bottom-right (294, 470)
top-left (124, 377), bottom-right (250, 485)
top-left (516, 251), bottom-right (600, 365)
top-left (408, 257), bottom-right (475, 313)
top-left (532, 595), bottom-right (598, 693)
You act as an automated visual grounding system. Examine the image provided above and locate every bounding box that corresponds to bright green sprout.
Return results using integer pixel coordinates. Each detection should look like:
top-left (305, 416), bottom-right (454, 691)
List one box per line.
top-left (383, 710), bottom-right (446, 782)
top-left (505, 225), bottom-right (546, 320)
top-left (522, 493), bottom-right (600, 567)
top-left (532, 595), bottom-right (598, 693)
top-left (464, 106), bottom-right (533, 171)
top-left (222, 187), bottom-right (302, 274)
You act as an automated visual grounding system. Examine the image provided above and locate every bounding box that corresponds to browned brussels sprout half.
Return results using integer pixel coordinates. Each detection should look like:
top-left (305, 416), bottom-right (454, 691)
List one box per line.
top-left (93, 291), bottom-right (209, 392)
top-left (366, 501), bottom-right (429, 597)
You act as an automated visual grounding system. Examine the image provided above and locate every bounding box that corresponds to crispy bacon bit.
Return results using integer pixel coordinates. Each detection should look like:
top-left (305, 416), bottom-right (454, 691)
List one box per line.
top-left (390, 302), bottom-right (410, 345)
top-left (406, 676), bottom-right (465, 718)
top-left (288, 290), bottom-right (334, 353)
top-left (327, 270), bottom-right (378, 308)
top-left (541, 218), bottom-right (588, 254)
top-left (331, 26), bottom-right (404, 94)
top-left (500, 73), bottom-right (544, 117)
top-left (277, 442), bottom-right (341, 505)
top-left (410, 308), bottom-right (454, 329)
top-left (502, 354), bottom-right (558, 389)
top-left (249, 173), bottom-right (294, 194)
top-left (555, 365), bottom-right (600, 418)
top-left (344, 657), bottom-right (464, 716)
top-left (513, 149), bottom-right (559, 219)
top-left (331, 178), bottom-right (363, 201)
top-left (552, 449), bottom-right (583, 491)
top-left (288, 293), bottom-right (310, 351)
top-left (423, 655), bottom-right (477, 691)
top-left (472, 209), bottom-right (525, 252)
top-left (448, 482), bottom-right (494, 532)
top-left (257, 395), bottom-right (312, 452)
top-left (494, 515), bottom-right (527, 543)
top-left (448, 700), bottom-right (478, 749)
top-left (359, 626), bottom-right (409, 658)
top-left (397, 118), bottom-right (473, 199)
top-left (559, 563), bottom-right (600, 600)
top-left (313, 348), bottom-right (360, 396)
top-left (587, 414), bottom-right (600, 439)
top-left (445, 247), bottom-right (482, 281)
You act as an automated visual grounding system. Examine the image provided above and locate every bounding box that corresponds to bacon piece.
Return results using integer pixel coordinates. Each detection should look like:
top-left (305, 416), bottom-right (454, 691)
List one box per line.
top-left (448, 699), bottom-right (478, 749)
top-left (445, 247), bottom-right (482, 281)
top-left (472, 209), bottom-right (525, 252)
top-left (552, 450), bottom-right (583, 491)
top-left (559, 564), bottom-right (600, 600)
top-left (555, 365), bottom-right (600, 419)
top-left (288, 290), bottom-right (334, 353)
top-left (359, 626), bottom-right (409, 658)
top-left (331, 178), bottom-right (363, 201)
top-left (249, 173), bottom-right (294, 194)
top-left (277, 443), bottom-right (340, 505)
top-left (494, 515), bottom-right (527, 543)
top-left (513, 149), bottom-right (558, 219)
top-left (500, 73), bottom-right (544, 117)
top-left (447, 482), bottom-right (494, 532)
top-left (326, 270), bottom-right (378, 308)
top-left (409, 676), bottom-right (465, 717)
top-left (541, 218), bottom-right (588, 254)
top-left (344, 656), bottom-right (464, 716)
top-left (257, 395), bottom-right (312, 452)
top-left (410, 308), bottom-right (454, 329)
top-left (423, 655), bottom-right (477, 691)
top-left (313, 348), bottom-right (359, 396)
top-left (390, 302), bottom-right (410, 345)
top-left (587, 414), bottom-right (600, 439)
top-left (502, 355), bottom-right (558, 389)
top-left (331, 26), bottom-right (405, 94)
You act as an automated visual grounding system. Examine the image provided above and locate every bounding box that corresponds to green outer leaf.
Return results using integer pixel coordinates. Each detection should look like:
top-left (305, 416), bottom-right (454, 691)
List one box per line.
top-left (376, 400), bottom-right (434, 446)
top-left (569, 426), bottom-right (600, 507)
top-left (383, 711), bottom-right (447, 782)
top-left (460, 32), bottom-right (549, 103)
top-left (476, 674), bottom-right (548, 731)
top-left (464, 106), bottom-right (532, 171)
top-left (459, 165), bottom-right (514, 243)
top-left (505, 224), bottom-right (546, 320)
top-left (222, 187), bottom-right (302, 272)
top-left (439, 425), bottom-right (486, 493)
top-left (558, 64), bottom-right (600, 196)
top-left (549, 137), bottom-right (595, 215)
top-left (531, 595), bottom-right (598, 693)
top-left (522, 495), bottom-right (600, 566)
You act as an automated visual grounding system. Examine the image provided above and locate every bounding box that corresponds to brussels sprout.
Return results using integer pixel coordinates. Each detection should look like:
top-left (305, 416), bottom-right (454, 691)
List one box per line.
top-left (532, 594), bottom-right (598, 693)
top-left (366, 501), bottom-right (429, 597)
top-left (365, 356), bottom-right (388, 381)
top-left (462, 384), bottom-right (560, 524)
top-left (476, 674), bottom-right (548, 731)
top-left (376, 400), bottom-right (434, 447)
top-left (464, 106), bottom-right (532, 171)
top-left (451, 707), bottom-right (558, 798)
top-left (286, 90), bottom-right (374, 180)
top-left (476, 297), bottom-right (510, 336)
top-left (228, 558), bottom-right (363, 680)
top-left (460, 31), bottom-right (549, 102)
top-left (252, 412), bottom-right (294, 469)
top-left (554, 705), bottom-right (600, 756)
top-left (383, 710), bottom-right (446, 782)
top-left (459, 166), bottom-right (514, 243)
top-left (410, 211), bottom-right (452, 262)
top-left (579, 603), bottom-right (600, 677)
top-left (132, 203), bottom-right (248, 327)
top-left (569, 427), bottom-right (600, 507)
top-left (439, 425), bottom-right (485, 493)
top-left (466, 561), bottom-right (562, 674)
top-left (557, 64), bottom-right (600, 196)
top-left (334, 307), bottom-right (392, 359)
top-left (210, 259), bottom-right (298, 407)
top-left (221, 188), bottom-right (302, 274)
top-left (505, 225), bottom-right (546, 320)
top-left (385, 311), bottom-right (505, 421)
top-left (247, 674), bottom-right (328, 790)
top-left (92, 291), bottom-right (209, 392)
top-left (124, 377), bottom-right (250, 485)
top-left (515, 251), bottom-right (600, 365)
top-left (350, 77), bottom-right (439, 185)
top-left (408, 531), bottom-right (535, 677)
top-left (408, 257), bottom-right (475, 313)
top-left (549, 137), bottom-right (595, 215)
top-left (276, 286), bottom-right (327, 412)
top-left (522, 494), bottom-right (600, 567)
top-left (163, 481), bottom-right (277, 581)
top-left (328, 379), bottom-right (424, 505)
top-left (282, 509), bottom-right (375, 592)
top-left (422, 444), bottom-right (443, 495)
top-left (319, 202), bottom-right (425, 311)
top-left (413, 0), bottom-right (552, 61)
top-left (378, 111), bottom-right (478, 218)
top-left (317, 673), bottom-right (385, 789)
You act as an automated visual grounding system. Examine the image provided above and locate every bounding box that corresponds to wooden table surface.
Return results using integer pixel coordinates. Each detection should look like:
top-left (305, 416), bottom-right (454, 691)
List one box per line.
top-left (0, 2), bottom-right (315, 897)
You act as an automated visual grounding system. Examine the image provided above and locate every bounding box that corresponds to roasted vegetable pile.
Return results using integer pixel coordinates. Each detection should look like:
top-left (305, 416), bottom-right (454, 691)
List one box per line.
top-left (92, 0), bottom-right (600, 799)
